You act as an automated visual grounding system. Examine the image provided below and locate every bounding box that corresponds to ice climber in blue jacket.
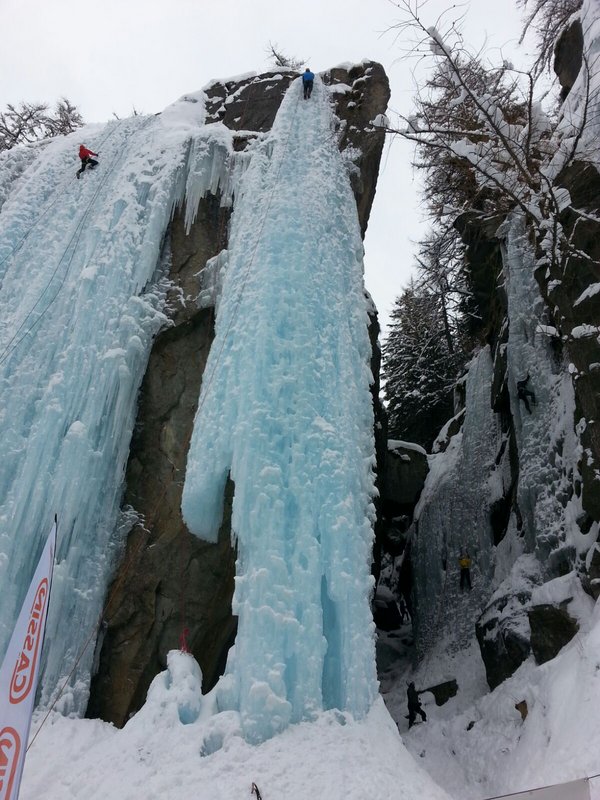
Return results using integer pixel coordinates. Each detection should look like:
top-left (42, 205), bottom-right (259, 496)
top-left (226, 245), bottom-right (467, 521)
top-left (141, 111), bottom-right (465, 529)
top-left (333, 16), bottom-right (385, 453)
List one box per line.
top-left (302, 68), bottom-right (315, 99)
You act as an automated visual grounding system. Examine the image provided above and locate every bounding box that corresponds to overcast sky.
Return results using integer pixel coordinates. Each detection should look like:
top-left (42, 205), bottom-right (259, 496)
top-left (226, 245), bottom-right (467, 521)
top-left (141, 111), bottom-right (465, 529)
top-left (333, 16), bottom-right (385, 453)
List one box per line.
top-left (0, 0), bottom-right (528, 332)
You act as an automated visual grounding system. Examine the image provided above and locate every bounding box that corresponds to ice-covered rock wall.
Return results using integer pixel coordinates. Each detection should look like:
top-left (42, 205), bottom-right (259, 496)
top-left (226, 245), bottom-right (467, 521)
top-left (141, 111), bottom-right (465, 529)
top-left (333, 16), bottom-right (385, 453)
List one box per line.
top-left (410, 209), bottom-right (597, 685)
top-left (0, 63), bottom-right (391, 730)
top-left (0, 93), bottom-right (243, 712)
top-left (411, 347), bottom-right (501, 659)
top-left (87, 62), bottom-right (389, 728)
top-left (182, 76), bottom-right (379, 743)
top-left (501, 216), bottom-right (584, 570)
top-left (405, 0), bottom-right (600, 682)
top-left (473, 214), bottom-right (595, 687)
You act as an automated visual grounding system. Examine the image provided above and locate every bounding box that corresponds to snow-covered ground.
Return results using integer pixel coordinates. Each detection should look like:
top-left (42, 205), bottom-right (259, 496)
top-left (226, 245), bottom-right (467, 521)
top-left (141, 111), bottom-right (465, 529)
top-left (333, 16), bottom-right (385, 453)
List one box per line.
top-left (18, 609), bottom-right (600, 800)
top-left (380, 606), bottom-right (600, 800)
top-left (20, 653), bottom-right (450, 800)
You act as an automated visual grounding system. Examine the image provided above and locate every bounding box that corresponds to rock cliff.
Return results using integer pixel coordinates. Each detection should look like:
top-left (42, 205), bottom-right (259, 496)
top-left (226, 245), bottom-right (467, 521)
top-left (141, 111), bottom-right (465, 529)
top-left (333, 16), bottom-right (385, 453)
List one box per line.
top-left (377, 22), bottom-right (600, 689)
top-left (412, 178), bottom-right (600, 687)
top-left (87, 62), bottom-right (390, 726)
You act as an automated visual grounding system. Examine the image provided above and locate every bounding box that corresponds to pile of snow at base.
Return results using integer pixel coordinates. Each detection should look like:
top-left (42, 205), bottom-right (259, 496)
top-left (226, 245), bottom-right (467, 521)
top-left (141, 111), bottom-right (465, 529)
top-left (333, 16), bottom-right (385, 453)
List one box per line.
top-left (384, 592), bottom-right (600, 800)
top-left (19, 651), bottom-right (451, 800)
top-left (0, 92), bottom-right (236, 714)
top-left (182, 76), bottom-right (378, 743)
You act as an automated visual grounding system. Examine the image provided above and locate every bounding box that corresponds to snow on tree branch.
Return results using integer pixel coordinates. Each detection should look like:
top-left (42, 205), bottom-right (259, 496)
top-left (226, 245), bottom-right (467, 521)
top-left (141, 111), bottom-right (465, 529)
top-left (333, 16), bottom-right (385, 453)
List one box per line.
top-left (0, 98), bottom-right (83, 153)
top-left (384, 0), bottom-right (600, 279)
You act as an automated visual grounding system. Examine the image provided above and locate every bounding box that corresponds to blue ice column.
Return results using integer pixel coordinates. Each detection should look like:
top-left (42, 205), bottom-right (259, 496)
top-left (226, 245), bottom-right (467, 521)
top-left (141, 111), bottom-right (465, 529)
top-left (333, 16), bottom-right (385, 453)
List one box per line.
top-left (182, 77), bottom-right (378, 742)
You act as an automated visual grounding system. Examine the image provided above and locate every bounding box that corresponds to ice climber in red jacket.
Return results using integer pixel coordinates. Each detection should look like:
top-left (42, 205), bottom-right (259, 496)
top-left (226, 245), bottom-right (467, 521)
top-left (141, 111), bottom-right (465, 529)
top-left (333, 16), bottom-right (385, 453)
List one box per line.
top-left (77, 144), bottom-right (98, 178)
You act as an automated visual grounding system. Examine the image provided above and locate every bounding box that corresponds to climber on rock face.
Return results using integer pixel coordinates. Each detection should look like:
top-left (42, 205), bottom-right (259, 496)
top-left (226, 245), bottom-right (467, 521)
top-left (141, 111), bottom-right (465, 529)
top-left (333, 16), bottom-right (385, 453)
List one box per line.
top-left (459, 550), bottom-right (472, 592)
top-left (302, 68), bottom-right (315, 100)
top-left (407, 681), bottom-right (427, 728)
top-left (516, 373), bottom-right (536, 414)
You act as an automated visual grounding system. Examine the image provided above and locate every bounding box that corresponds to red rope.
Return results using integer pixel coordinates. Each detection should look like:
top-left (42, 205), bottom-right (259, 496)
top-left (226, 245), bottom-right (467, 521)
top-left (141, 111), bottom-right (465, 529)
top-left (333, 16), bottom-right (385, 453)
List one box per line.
top-left (179, 627), bottom-right (190, 653)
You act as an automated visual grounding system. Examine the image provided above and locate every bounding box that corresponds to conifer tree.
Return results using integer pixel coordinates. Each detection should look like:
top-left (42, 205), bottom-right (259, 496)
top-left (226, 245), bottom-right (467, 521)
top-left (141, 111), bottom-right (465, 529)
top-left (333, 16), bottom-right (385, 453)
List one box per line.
top-left (383, 281), bottom-right (462, 449)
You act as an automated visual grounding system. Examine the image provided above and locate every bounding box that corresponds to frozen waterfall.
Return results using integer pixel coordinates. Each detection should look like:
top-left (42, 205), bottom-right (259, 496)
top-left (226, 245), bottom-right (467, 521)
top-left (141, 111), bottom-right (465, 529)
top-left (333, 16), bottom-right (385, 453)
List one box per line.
top-left (181, 76), bottom-right (379, 743)
top-left (0, 92), bottom-right (234, 712)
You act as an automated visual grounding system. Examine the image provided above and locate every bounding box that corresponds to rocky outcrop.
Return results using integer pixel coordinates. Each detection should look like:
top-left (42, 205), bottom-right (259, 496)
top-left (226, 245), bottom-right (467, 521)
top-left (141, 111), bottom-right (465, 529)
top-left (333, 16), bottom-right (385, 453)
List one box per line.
top-left (527, 573), bottom-right (590, 665)
top-left (203, 63), bottom-right (390, 235)
top-left (382, 441), bottom-right (429, 510)
top-left (453, 212), bottom-right (505, 342)
top-left (376, 440), bottom-right (428, 611)
top-left (88, 207), bottom-right (237, 725)
top-left (373, 586), bottom-right (403, 631)
top-left (433, 191), bottom-right (599, 682)
top-left (476, 588), bottom-right (532, 691)
top-left (475, 557), bottom-right (541, 690)
top-left (422, 679), bottom-right (458, 706)
top-left (549, 161), bottom-right (600, 524)
top-left (87, 63), bottom-right (390, 726)
top-left (583, 543), bottom-right (600, 599)
top-left (554, 18), bottom-right (583, 100)
top-left (475, 565), bottom-right (590, 687)
top-left (529, 603), bottom-right (579, 664)
top-left (323, 62), bottom-right (392, 235)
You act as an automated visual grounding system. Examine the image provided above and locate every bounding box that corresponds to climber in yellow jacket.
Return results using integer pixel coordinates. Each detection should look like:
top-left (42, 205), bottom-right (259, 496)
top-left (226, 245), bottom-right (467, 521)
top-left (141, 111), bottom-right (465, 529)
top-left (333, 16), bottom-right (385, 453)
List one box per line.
top-left (459, 551), bottom-right (472, 592)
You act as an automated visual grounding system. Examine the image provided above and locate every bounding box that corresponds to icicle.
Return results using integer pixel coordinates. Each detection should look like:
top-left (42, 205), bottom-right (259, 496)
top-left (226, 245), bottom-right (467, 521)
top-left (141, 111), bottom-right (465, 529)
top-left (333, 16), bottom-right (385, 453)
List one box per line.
top-left (184, 127), bottom-right (235, 234)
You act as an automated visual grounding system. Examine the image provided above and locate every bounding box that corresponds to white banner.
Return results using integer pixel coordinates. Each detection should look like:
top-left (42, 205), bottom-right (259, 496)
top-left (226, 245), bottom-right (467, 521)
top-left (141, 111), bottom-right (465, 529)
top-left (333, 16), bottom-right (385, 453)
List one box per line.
top-left (0, 521), bottom-right (56, 800)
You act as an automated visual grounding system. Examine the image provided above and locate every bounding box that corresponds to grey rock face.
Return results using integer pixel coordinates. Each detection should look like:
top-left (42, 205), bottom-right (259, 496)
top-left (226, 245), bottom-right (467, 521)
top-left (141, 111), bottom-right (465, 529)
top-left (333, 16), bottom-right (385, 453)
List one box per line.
top-left (421, 679), bottom-right (458, 707)
top-left (583, 544), bottom-right (600, 600)
top-left (551, 161), bottom-right (600, 524)
top-left (554, 19), bottom-right (584, 100)
top-left (529, 602), bottom-right (579, 664)
top-left (87, 63), bottom-right (390, 727)
top-left (423, 194), bottom-right (600, 686)
top-left (476, 587), bottom-right (533, 691)
top-left (382, 443), bottom-right (429, 509)
top-left (323, 62), bottom-right (392, 236)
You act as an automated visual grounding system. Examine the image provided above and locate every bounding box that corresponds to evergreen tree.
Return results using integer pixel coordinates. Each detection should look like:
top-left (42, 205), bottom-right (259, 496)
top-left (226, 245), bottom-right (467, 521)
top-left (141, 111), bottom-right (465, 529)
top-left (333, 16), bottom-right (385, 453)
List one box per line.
top-left (383, 282), bottom-right (463, 450)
